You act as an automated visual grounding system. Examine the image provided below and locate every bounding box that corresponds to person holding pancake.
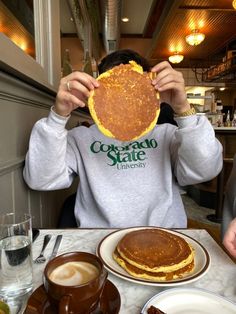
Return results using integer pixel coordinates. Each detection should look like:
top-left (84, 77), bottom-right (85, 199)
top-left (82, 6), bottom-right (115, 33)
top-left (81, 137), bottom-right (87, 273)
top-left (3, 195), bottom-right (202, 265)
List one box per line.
top-left (23, 49), bottom-right (223, 228)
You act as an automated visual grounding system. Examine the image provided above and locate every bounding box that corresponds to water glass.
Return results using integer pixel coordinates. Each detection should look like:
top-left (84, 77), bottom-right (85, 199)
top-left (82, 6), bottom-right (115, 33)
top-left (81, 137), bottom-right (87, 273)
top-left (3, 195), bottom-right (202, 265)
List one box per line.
top-left (0, 213), bottom-right (33, 303)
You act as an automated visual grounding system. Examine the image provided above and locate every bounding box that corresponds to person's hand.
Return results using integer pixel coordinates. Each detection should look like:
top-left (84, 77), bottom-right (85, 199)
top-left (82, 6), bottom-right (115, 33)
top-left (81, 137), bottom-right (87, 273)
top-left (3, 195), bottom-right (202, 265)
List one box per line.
top-left (223, 218), bottom-right (236, 258)
top-left (151, 61), bottom-right (190, 114)
top-left (55, 71), bottom-right (99, 117)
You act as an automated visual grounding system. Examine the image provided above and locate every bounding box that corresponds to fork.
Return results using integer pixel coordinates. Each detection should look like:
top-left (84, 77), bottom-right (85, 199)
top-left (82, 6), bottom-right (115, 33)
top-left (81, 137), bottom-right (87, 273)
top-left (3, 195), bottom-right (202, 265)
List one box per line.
top-left (34, 234), bottom-right (52, 263)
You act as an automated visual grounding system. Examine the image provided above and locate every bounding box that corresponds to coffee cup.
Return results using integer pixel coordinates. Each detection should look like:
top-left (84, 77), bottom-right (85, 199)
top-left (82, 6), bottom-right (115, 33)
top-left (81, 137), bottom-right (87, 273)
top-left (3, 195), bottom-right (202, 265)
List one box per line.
top-left (44, 252), bottom-right (108, 314)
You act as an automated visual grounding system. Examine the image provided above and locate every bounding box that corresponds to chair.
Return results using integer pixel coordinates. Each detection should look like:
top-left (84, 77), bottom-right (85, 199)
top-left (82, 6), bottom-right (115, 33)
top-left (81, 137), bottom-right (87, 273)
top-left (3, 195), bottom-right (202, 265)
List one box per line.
top-left (57, 193), bottom-right (77, 228)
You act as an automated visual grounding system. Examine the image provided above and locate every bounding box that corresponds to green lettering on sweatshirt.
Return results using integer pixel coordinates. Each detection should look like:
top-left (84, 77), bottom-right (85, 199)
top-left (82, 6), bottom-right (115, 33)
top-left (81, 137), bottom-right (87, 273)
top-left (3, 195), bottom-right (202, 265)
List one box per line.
top-left (90, 139), bottom-right (158, 167)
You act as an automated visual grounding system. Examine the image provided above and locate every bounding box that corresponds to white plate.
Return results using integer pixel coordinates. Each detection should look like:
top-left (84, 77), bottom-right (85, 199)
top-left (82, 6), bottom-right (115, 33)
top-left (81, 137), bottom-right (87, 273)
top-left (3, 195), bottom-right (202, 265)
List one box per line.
top-left (97, 227), bottom-right (210, 287)
top-left (141, 287), bottom-right (236, 314)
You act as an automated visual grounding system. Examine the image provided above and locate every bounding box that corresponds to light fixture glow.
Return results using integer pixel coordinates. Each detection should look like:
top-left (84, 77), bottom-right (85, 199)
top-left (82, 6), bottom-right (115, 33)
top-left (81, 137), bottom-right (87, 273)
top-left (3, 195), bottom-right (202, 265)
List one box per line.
top-left (219, 87), bottom-right (226, 91)
top-left (168, 52), bottom-right (184, 64)
top-left (186, 29), bottom-right (205, 46)
top-left (121, 17), bottom-right (129, 22)
top-left (233, 0), bottom-right (236, 9)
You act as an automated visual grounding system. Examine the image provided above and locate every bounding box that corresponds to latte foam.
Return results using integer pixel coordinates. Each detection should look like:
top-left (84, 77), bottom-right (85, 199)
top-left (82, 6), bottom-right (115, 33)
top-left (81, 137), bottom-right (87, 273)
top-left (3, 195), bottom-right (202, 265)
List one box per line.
top-left (49, 261), bottom-right (99, 286)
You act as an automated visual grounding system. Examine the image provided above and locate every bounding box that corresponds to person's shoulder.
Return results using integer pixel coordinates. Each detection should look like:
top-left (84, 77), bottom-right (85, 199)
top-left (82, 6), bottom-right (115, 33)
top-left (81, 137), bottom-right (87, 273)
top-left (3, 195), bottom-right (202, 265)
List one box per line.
top-left (69, 123), bottom-right (96, 135)
top-left (150, 124), bottom-right (177, 139)
top-left (155, 122), bottom-right (177, 131)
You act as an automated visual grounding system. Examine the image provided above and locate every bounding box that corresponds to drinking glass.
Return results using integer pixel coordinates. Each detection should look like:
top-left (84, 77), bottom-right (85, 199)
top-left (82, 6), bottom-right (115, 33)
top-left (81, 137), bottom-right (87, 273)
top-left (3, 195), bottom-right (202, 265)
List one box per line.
top-left (0, 213), bottom-right (33, 304)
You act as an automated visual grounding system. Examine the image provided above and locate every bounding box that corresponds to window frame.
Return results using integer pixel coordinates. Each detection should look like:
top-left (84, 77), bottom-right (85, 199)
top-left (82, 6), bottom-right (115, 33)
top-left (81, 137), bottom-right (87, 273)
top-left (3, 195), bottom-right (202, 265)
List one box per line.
top-left (0, 0), bottom-right (61, 92)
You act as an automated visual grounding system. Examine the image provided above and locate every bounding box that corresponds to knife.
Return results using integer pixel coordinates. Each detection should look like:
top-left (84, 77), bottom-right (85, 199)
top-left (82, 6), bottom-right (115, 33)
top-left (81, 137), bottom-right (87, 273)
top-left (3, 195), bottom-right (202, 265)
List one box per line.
top-left (50, 235), bottom-right (62, 260)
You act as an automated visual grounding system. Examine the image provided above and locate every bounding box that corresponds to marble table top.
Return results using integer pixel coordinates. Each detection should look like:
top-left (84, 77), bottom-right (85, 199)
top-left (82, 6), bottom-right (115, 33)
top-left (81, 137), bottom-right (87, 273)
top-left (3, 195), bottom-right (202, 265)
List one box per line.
top-left (31, 228), bottom-right (236, 313)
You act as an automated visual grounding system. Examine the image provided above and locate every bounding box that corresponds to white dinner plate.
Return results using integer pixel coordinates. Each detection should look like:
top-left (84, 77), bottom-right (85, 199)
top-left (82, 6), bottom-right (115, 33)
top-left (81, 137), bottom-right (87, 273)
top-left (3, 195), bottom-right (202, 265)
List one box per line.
top-left (97, 227), bottom-right (210, 287)
top-left (141, 287), bottom-right (236, 314)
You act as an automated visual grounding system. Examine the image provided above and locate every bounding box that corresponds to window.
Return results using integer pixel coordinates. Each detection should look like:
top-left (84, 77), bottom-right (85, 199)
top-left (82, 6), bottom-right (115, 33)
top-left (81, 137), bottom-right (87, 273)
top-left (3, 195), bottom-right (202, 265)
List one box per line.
top-left (0, 0), bottom-right (61, 91)
top-left (0, 0), bottom-right (35, 58)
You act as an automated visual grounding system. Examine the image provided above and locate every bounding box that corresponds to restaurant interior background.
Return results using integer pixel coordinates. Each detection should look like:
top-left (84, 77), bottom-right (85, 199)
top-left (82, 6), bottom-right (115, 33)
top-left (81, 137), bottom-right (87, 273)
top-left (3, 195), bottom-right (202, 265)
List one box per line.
top-left (0, 0), bottom-right (236, 230)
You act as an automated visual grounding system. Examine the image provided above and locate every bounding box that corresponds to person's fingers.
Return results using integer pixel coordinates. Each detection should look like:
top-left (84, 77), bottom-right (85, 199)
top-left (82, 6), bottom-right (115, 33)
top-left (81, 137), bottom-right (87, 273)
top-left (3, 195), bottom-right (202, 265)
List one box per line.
top-left (61, 71), bottom-right (99, 91)
top-left (152, 69), bottom-right (183, 86)
top-left (223, 240), bottom-right (236, 257)
top-left (65, 80), bottom-right (92, 99)
top-left (153, 81), bottom-right (179, 92)
top-left (153, 72), bottom-right (176, 90)
top-left (223, 230), bottom-right (236, 258)
top-left (57, 90), bottom-right (86, 108)
top-left (151, 61), bottom-right (172, 73)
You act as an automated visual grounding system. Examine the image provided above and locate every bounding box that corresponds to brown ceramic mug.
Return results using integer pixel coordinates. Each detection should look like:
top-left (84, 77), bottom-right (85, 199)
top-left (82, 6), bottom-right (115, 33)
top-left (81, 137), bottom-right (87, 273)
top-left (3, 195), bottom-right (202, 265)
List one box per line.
top-left (43, 252), bottom-right (108, 314)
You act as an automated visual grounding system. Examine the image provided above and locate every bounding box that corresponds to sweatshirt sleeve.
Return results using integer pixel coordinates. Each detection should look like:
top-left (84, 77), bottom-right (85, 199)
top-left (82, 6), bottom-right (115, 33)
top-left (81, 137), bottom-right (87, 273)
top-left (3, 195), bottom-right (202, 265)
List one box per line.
top-left (23, 107), bottom-right (76, 190)
top-left (171, 114), bottom-right (223, 186)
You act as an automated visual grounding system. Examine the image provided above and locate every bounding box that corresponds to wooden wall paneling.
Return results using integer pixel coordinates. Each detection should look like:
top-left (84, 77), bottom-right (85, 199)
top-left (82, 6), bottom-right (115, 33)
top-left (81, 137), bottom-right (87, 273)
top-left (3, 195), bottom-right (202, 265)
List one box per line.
top-left (28, 189), bottom-right (42, 228)
top-left (0, 172), bottom-right (13, 213)
top-left (0, 70), bottom-right (89, 228)
top-left (13, 167), bottom-right (29, 216)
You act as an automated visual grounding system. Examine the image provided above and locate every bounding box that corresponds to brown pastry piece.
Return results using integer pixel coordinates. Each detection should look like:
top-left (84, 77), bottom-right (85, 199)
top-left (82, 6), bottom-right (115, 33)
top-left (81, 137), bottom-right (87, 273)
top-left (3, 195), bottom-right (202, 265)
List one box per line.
top-left (147, 305), bottom-right (166, 314)
top-left (88, 61), bottom-right (160, 141)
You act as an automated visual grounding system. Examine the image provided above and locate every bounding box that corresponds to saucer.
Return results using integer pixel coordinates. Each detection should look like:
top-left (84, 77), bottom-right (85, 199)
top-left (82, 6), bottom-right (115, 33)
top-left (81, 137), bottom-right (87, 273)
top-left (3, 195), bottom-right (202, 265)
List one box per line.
top-left (24, 280), bottom-right (121, 314)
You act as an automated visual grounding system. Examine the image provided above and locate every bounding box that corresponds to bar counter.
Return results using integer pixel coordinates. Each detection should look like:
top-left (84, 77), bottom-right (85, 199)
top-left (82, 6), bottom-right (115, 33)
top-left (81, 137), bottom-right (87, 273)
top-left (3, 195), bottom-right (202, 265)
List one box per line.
top-left (27, 228), bottom-right (236, 313)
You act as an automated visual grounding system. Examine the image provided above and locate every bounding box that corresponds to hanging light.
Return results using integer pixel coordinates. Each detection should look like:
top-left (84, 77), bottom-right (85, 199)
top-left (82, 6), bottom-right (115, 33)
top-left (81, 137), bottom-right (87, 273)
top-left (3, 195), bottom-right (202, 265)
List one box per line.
top-left (121, 17), bottom-right (129, 22)
top-left (168, 52), bottom-right (184, 64)
top-left (233, 0), bottom-right (236, 9)
top-left (185, 29), bottom-right (205, 46)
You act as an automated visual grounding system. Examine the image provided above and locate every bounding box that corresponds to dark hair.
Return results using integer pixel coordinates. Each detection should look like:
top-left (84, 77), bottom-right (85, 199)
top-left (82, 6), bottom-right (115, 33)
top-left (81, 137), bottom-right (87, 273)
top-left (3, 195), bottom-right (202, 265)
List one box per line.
top-left (98, 49), bottom-right (150, 74)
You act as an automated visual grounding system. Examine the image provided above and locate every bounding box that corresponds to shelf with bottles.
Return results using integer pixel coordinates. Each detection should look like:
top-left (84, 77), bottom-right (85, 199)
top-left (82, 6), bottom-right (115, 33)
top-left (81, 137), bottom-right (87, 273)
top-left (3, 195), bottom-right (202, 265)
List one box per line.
top-left (231, 109), bottom-right (236, 127)
top-left (187, 95), bottom-right (212, 99)
top-left (202, 52), bottom-right (236, 82)
top-left (62, 49), bottom-right (73, 77)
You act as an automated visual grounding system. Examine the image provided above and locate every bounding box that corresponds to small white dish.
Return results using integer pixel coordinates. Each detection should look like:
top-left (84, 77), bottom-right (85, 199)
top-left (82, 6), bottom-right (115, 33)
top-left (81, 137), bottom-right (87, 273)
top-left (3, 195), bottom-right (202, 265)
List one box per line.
top-left (97, 227), bottom-right (210, 287)
top-left (141, 287), bottom-right (236, 314)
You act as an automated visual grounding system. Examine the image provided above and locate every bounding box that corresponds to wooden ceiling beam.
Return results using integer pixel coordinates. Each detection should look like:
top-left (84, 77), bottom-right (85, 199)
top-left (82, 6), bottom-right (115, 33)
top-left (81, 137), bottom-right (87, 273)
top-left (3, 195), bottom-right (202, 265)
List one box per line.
top-left (143, 0), bottom-right (166, 38)
top-left (146, 0), bottom-right (182, 59)
top-left (179, 6), bottom-right (236, 12)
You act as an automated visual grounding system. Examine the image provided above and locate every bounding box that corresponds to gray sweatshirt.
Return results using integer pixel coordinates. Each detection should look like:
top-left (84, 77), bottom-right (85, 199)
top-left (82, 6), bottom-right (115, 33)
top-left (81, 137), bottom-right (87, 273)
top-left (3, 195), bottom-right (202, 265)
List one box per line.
top-left (23, 109), bottom-right (222, 228)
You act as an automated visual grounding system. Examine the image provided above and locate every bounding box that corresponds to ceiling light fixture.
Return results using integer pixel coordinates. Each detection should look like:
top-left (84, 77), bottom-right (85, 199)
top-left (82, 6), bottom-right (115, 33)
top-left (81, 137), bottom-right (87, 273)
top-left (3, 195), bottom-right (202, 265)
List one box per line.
top-left (233, 0), bottom-right (236, 9)
top-left (185, 29), bottom-right (205, 46)
top-left (168, 52), bottom-right (184, 64)
top-left (121, 17), bottom-right (129, 22)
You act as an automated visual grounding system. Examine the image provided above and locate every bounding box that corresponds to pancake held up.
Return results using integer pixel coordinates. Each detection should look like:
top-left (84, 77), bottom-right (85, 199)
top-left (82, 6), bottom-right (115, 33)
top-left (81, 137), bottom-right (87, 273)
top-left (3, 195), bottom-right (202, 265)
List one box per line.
top-left (88, 61), bottom-right (160, 141)
top-left (113, 228), bottom-right (195, 281)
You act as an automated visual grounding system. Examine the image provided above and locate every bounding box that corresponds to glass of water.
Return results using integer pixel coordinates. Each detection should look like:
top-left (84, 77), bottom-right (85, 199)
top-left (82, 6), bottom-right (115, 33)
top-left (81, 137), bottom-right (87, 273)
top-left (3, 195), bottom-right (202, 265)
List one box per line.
top-left (0, 213), bottom-right (33, 305)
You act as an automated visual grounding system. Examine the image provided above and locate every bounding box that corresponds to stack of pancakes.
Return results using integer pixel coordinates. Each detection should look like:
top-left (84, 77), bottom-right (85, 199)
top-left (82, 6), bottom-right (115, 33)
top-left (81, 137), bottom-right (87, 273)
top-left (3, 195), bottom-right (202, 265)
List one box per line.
top-left (88, 61), bottom-right (160, 141)
top-left (113, 228), bottom-right (194, 281)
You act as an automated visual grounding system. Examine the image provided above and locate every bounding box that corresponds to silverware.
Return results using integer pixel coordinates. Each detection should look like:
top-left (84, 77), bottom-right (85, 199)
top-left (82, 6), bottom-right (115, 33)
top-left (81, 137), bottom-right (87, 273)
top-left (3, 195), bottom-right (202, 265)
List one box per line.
top-left (34, 234), bottom-right (52, 263)
top-left (50, 234), bottom-right (62, 260)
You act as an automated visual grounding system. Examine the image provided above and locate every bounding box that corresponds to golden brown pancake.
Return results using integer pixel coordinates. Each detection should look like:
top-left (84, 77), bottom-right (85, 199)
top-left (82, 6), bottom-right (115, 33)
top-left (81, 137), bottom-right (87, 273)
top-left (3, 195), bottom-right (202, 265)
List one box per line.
top-left (113, 228), bottom-right (194, 281)
top-left (113, 248), bottom-right (194, 281)
top-left (88, 61), bottom-right (160, 141)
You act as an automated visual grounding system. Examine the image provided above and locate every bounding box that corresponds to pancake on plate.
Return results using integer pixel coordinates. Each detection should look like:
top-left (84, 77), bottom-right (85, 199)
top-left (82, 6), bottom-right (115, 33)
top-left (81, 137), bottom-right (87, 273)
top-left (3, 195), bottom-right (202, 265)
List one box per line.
top-left (113, 228), bottom-right (194, 281)
top-left (88, 61), bottom-right (160, 141)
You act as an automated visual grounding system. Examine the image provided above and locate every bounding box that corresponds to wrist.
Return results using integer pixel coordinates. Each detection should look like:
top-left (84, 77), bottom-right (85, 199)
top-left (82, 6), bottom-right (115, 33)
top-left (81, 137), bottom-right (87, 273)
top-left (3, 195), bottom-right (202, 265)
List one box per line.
top-left (53, 105), bottom-right (70, 117)
top-left (174, 104), bottom-right (196, 117)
